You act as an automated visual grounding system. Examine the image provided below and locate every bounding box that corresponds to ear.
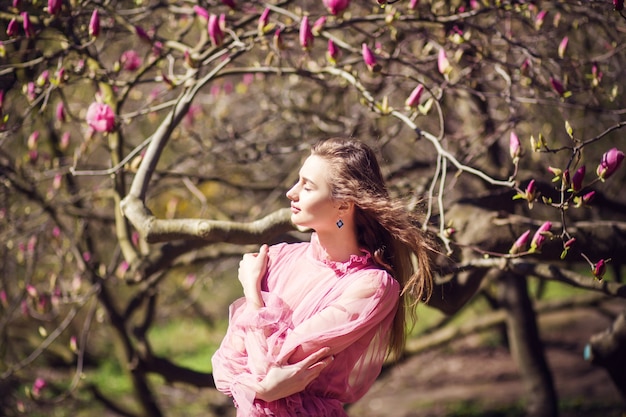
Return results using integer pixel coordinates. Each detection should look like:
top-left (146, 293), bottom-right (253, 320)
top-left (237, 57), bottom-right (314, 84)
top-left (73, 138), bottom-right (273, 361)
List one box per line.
top-left (336, 200), bottom-right (354, 216)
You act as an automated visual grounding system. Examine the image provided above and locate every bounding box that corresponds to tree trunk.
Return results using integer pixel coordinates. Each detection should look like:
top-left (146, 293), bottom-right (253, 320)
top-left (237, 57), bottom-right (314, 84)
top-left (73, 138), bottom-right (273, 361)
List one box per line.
top-left (586, 308), bottom-right (626, 401)
top-left (498, 272), bottom-right (559, 417)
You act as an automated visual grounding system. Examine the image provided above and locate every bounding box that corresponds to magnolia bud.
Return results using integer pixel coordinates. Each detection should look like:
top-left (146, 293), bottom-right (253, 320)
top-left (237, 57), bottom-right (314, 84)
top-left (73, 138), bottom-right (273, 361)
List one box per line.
top-left (530, 221), bottom-right (552, 253)
top-left (592, 259), bottom-right (607, 280)
top-left (558, 36), bottom-right (568, 58)
top-left (571, 165), bottom-right (585, 192)
top-left (405, 84), bottom-right (424, 108)
top-left (362, 43), bottom-right (379, 72)
top-left (323, 0), bottom-right (350, 15)
top-left (509, 230), bottom-right (531, 254)
top-left (89, 9), bottom-right (100, 38)
top-left (327, 39), bottom-right (340, 64)
top-left (509, 131), bottom-right (521, 162)
top-left (437, 48), bottom-right (451, 75)
top-left (596, 147), bottom-right (624, 181)
top-left (299, 16), bottom-right (313, 50)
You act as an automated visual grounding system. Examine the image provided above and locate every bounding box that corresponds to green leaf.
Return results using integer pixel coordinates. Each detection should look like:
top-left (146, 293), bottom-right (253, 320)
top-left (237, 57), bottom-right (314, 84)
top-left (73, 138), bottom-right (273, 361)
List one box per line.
top-left (565, 120), bottom-right (574, 138)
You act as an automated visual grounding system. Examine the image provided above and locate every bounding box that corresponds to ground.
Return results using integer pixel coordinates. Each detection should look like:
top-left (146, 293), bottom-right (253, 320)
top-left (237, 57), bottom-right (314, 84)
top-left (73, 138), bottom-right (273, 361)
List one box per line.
top-left (348, 300), bottom-right (626, 417)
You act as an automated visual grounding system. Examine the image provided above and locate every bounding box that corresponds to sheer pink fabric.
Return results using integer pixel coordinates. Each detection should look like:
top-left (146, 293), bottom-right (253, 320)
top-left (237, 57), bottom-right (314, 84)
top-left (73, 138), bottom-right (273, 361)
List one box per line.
top-left (211, 233), bottom-right (400, 417)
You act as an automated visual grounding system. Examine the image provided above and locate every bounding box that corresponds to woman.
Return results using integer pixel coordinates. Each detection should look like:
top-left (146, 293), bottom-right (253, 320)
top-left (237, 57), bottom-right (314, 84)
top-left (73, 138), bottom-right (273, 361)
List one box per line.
top-left (211, 138), bottom-right (435, 416)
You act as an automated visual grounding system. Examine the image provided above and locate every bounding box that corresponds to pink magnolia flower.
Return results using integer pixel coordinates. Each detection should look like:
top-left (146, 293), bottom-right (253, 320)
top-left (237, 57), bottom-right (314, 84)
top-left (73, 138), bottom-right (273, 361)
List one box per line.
top-left (409, 0), bottom-right (419, 9)
top-left (509, 230), bottom-right (531, 254)
top-left (120, 50), bottom-right (142, 71)
top-left (590, 62), bottom-right (603, 87)
top-left (550, 77), bottom-right (565, 96)
top-left (509, 131), bottom-right (521, 161)
top-left (208, 14), bottom-right (224, 46)
top-left (52, 173), bottom-right (62, 190)
top-left (327, 39), bottom-right (340, 64)
top-left (60, 132), bottom-right (70, 150)
top-left (530, 221), bottom-right (552, 252)
top-left (312, 16), bottom-right (326, 35)
top-left (323, 0), bottom-right (350, 15)
top-left (615, 0), bottom-right (624, 11)
top-left (86, 102), bottom-right (115, 133)
top-left (27, 130), bottom-right (39, 150)
top-left (592, 259), bottom-right (607, 280)
top-left (36, 70), bottom-right (50, 87)
top-left (258, 8), bottom-right (270, 34)
top-left (193, 5), bottom-right (209, 20)
top-left (273, 28), bottom-right (284, 50)
top-left (547, 166), bottom-right (562, 179)
top-left (134, 25), bottom-right (151, 42)
top-left (22, 12), bottom-right (33, 38)
top-left (437, 48), bottom-right (450, 75)
top-left (55, 67), bottom-right (66, 84)
top-left (26, 284), bottom-right (38, 297)
top-left (558, 36), bottom-right (568, 58)
top-left (89, 9), bottom-right (100, 38)
top-left (560, 236), bottom-right (576, 259)
top-left (221, 0), bottom-right (236, 9)
top-left (56, 101), bottom-right (66, 122)
top-left (25, 82), bottom-right (36, 101)
top-left (535, 10), bottom-right (547, 29)
top-left (582, 190), bottom-right (595, 205)
top-left (6, 18), bottom-right (18, 37)
top-left (299, 16), bottom-right (313, 50)
top-left (70, 335), bottom-right (78, 352)
top-left (405, 84), bottom-right (424, 108)
top-left (362, 43), bottom-right (378, 72)
top-left (32, 378), bottom-right (47, 397)
top-left (571, 165), bottom-right (585, 192)
top-left (525, 179), bottom-right (537, 204)
top-left (48, 0), bottom-right (62, 15)
top-left (596, 147), bottom-right (624, 180)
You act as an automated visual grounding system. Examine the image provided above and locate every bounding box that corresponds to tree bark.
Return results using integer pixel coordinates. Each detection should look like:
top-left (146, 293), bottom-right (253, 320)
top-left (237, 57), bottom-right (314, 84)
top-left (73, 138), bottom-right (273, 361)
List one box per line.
top-left (586, 308), bottom-right (626, 401)
top-left (498, 272), bottom-right (559, 417)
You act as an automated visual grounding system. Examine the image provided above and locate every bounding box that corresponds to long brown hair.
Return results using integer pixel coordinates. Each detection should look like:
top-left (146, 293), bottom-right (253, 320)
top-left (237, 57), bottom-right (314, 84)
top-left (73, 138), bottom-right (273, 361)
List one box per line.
top-left (311, 137), bottom-right (435, 360)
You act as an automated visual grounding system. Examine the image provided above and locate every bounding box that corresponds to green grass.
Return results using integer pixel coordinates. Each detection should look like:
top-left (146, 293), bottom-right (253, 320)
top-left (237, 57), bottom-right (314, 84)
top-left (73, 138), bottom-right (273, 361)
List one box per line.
top-left (147, 318), bottom-right (225, 372)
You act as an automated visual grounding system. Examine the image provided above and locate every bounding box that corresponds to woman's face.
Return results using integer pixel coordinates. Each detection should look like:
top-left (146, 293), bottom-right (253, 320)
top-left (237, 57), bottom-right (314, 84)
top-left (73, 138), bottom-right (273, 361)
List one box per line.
top-left (286, 155), bottom-right (342, 233)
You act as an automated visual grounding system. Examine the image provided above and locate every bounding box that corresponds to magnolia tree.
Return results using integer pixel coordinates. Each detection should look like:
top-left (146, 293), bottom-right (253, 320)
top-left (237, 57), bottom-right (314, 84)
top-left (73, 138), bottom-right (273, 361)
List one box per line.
top-left (1, 0), bottom-right (626, 416)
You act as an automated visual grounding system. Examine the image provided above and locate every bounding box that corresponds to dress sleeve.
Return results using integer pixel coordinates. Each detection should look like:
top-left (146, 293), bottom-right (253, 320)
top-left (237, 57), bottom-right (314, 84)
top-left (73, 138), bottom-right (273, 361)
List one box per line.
top-left (211, 268), bottom-right (399, 413)
top-left (211, 291), bottom-right (294, 413)
top-left (277, 270), bottom-right (399, 365)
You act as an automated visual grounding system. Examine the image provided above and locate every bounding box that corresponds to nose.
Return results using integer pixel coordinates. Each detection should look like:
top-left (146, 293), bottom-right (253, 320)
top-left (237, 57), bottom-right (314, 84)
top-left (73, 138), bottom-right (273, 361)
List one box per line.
top-left (286, 183), bottom-right (298, 201)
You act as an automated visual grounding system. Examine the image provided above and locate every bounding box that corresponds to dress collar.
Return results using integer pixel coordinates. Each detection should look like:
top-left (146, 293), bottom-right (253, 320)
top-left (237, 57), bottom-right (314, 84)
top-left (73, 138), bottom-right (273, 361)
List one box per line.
top-left (308, 233), bottom-right (372, 276)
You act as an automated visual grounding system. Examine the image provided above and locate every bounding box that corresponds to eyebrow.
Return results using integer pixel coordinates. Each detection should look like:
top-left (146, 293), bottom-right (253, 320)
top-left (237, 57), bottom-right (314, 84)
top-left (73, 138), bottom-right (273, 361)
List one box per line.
top-left (300, 175), bottom-right (317, 187)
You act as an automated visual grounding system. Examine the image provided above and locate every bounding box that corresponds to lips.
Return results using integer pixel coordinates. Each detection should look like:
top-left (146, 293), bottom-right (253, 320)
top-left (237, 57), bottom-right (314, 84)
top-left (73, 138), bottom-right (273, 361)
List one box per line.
top-left (290, 205), bottom-right (300, 214)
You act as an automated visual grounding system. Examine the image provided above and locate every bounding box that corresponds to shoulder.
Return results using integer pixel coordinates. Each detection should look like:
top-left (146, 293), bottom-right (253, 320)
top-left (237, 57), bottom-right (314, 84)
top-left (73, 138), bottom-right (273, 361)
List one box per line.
top-left (343, 267), bottom-right (400, 300)
top-left (267, 240), bottom-right (309, 263)
top-left (268, 240), bottom-right (308, 254)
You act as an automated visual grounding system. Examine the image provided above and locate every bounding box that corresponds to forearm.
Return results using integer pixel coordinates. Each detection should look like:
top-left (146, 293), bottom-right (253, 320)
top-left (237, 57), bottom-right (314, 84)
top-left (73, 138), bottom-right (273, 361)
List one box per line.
top-left (243, 284), bottom-right (264, 310)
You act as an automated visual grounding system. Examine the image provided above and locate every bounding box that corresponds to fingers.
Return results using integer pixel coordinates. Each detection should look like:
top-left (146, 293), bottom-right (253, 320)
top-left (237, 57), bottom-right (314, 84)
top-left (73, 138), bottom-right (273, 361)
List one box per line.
top-left (299, 347), bottom-right (333, 370)
top-left (243, 244), bottom-right (268, 259)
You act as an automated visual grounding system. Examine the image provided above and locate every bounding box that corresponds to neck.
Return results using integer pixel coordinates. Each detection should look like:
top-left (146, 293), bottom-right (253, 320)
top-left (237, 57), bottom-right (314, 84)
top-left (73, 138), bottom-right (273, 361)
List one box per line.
top-left (316, 229), bottom-right (361, 263)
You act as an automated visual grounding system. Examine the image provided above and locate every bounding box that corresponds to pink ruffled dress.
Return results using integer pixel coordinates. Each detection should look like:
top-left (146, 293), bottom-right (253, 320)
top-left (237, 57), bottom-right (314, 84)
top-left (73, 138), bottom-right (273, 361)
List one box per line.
top-left (211, 233), bottom-right (400, 416)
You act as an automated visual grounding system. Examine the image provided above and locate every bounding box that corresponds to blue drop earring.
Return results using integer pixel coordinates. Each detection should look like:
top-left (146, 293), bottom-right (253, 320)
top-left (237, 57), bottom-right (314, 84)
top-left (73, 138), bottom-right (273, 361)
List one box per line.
top-left (336, 219), bottom-right (344, 229)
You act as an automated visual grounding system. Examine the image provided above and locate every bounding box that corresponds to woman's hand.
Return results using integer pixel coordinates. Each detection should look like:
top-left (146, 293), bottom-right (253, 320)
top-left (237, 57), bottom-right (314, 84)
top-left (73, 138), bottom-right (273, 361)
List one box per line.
top-left (255, 347), bottom-right (334, 402)
top-left (238, 244), bottom-right (268, 309)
